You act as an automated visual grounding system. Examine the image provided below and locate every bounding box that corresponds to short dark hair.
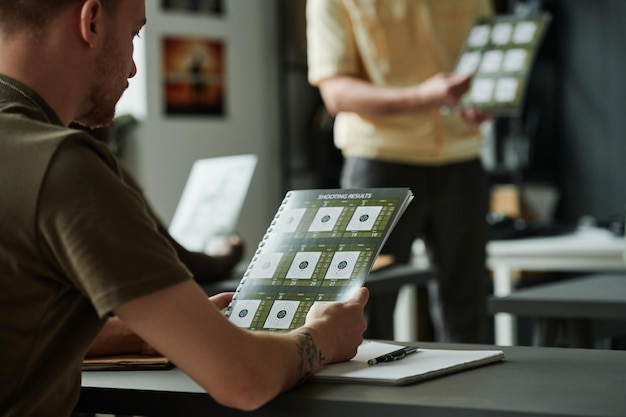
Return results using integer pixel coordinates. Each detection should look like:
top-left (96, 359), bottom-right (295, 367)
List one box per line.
top-left (0, 0), bottom-right (120, 36)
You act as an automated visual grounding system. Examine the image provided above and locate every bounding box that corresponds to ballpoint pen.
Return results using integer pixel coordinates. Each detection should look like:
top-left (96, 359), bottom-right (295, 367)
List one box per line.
top-left (367, 346), bottom-right (419, 366)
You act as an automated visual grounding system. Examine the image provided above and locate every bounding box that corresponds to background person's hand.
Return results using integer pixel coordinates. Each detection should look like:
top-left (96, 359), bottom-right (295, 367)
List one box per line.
top-left (414, 72), bottom-right (473, 109)
top-left (459, 107), bottom-right (492, 125)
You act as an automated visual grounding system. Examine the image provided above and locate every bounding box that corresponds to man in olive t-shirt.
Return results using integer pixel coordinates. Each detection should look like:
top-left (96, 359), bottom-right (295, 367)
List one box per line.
top-left (0, 1), bottom-right (369, 416)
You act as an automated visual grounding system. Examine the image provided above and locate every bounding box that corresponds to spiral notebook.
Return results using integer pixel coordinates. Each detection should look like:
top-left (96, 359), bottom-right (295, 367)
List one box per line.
top-left (313, 341), bottom-right (505, 386)
top-left (224, 188), bottom-right (413, 331)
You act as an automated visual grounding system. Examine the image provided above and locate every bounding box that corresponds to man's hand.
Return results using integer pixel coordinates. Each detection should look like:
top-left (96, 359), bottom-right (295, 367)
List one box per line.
top-left (303, 287), bottom-right (369, 365)
top-left (459, 107), bottom-right (492, 125)
top-left (419, 73), bottom-right (492, 124)
top-left (415, 72), bottom-right (473, 109)
top-left (209, 292), bottom-right (235, 310)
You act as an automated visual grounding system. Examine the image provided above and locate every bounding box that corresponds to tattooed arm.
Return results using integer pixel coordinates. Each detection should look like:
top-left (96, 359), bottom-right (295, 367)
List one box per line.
top-left (114, 280), bottom-right (368, 411)
top-left (295, 331), bottom-right (325, 383)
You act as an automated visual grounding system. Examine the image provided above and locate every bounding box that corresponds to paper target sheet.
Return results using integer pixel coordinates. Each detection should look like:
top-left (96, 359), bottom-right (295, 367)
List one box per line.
top-left (225, 188), bottom-right (413, 331)
top-left (455, 13), bottom-right (551, 115)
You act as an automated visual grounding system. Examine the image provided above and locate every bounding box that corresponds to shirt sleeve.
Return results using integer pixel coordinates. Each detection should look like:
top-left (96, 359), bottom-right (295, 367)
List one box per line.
top-left (306, 0), bottom-right (362, 85)
top-left (37, 137), bottom-right (192, 318)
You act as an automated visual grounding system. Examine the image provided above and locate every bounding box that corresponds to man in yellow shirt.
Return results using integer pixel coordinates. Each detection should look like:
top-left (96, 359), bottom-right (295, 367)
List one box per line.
top-left (307, 0), bottom-right (493, 343)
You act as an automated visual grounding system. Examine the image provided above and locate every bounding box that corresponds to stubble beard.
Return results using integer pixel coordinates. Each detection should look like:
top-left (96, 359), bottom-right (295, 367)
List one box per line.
top-left (74, 39), bottom-right (126, 129)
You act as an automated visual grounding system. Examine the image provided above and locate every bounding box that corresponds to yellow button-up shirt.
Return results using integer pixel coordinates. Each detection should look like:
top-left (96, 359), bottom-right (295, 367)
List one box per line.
top-left (307, 0), bottom-right (493, 165)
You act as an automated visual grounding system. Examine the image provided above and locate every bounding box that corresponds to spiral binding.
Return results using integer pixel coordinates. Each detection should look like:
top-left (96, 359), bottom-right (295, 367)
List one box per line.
top-left (224, 192), bottom-right (292, 318)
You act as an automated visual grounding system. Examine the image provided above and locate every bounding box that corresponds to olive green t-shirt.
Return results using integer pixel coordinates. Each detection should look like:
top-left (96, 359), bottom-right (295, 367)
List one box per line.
top-left (0, 75), bottom-right (192, 417)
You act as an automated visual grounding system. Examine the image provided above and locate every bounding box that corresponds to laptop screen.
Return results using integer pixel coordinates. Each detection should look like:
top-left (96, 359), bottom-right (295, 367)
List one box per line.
top-left (168, 154), bottom-right (257, 252)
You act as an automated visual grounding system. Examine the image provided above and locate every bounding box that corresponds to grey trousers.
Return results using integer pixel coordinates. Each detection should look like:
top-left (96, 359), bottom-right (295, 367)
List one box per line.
top-left (342, 157), bottom-right (489, 343)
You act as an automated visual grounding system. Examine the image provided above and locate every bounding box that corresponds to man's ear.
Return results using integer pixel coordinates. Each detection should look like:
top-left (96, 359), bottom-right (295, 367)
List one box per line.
top-left (79, 0), bottom-right (103, 48)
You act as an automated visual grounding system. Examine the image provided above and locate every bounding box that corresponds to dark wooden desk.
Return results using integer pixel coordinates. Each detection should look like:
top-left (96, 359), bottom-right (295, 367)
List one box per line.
top-left (76, 343), bottom-right (626, 417)
top-left (489, 274), bottom-right (626, 347)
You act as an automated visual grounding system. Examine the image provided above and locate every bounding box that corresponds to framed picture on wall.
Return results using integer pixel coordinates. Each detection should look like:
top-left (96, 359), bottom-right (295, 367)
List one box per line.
top-left (161, 0), bottom-right (224, 16)
top-left (161, 36), bottom-right (226, 117)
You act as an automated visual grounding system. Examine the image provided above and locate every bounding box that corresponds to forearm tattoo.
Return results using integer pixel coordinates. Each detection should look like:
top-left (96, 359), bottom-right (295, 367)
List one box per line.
top-left (296, 331), bottom-right (325, 383)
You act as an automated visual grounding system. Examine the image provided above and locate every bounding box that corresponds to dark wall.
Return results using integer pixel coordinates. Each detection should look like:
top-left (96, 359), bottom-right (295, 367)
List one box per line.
top-left (548, 0), bottom-right (626, 223)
